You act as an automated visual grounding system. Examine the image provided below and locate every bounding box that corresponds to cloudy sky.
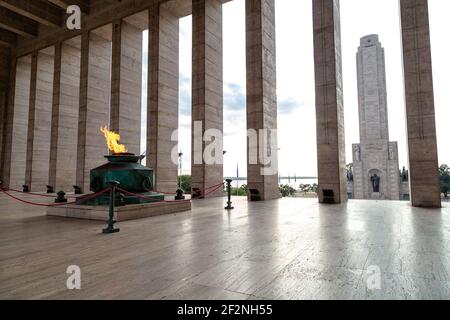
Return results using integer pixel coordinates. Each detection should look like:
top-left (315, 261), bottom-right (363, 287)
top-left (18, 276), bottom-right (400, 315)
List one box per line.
top-left (142, 0), bottom-right (450, 178)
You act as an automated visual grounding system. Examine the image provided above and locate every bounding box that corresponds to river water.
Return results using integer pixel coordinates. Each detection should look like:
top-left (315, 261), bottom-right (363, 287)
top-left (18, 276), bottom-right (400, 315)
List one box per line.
top-left (228, 178), bottom-right (318, 189)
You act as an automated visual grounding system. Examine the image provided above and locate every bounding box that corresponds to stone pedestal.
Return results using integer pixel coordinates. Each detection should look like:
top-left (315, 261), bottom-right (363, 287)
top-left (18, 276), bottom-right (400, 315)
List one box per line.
top-left (47, 200), bottom-right (192, 222)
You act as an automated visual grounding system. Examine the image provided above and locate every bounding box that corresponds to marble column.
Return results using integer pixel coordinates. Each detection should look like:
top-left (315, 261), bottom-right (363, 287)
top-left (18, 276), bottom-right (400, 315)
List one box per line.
top-left (191, 0), bottom-right (223, 197)
top-left (25, 47), bottom-right (55, 191)
top-left (400, 0), bottom-right (441, 208)
top-left (110, 17), bottom-right (143, 155)
top-left (48, 37), bottom-right (81, 191)
top-left (0, 91), bottom-right (5, 176)
top-left (2, 55), bottom-right (30, 189)
top-left (0, 48), bottom-right (11, 179)
top-left (246, 0), bottom-right (280, 201)
top-left (76, 26), bottom-right (111, 193)
top-left (147, 3), bottom-right (179, 193)
top-left (47, 42), bottom-right (61, 191)
top-left (313, 0), bottom-right (347, 204)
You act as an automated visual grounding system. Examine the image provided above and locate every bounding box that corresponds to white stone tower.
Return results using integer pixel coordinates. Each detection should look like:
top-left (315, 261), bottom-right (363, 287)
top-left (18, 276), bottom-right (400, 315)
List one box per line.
top-left (352, 35), bottom-right (400, 200)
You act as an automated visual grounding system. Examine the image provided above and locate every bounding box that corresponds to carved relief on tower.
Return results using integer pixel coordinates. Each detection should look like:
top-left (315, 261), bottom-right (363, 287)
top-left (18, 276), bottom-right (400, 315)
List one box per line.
top-left (388, 142), bottom-right (398, 161)
top-left (352, 144), bottom-right (361, 162)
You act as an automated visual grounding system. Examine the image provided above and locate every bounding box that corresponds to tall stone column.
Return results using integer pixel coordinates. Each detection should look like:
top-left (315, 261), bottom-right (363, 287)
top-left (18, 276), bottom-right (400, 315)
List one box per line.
top-left (246, 0), bottom-right (280, 201)
top-left (75, 33), bottom-right (89, 193)
top-left (2, 54), bottom-right (30, 190)
top-left (24, 53), bottom-right (38, 190)
top-left (191, 0), bottom-right (223, 197)
top-left (49, 37), bottom-right (81, 191)
top-left (48, 42), bottom-right (62, 191)
top-left (25, 47), bottom-right (55, 191)
top-left (400, 0), bottom-right (440, 208)
top-left (313, 0), bottom-right (347, 204)
top-left (147, 3), bottom-right (179, 193)
top-left (110, 17), bottom-right (143, 155)
top-left (0, 49), bottom-right (12, 171)
top-left (0, 48), bottom-right (12, 180)
top-left (76, 26), bottom-right (111, 192)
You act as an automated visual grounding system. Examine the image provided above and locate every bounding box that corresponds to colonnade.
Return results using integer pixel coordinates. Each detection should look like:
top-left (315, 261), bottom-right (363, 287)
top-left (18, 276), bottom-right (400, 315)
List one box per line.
top-left (0, 0), bottom-right (441, 207)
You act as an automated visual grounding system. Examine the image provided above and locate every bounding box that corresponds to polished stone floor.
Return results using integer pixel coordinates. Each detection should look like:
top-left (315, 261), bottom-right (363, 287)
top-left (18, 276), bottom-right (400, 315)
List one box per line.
top-left (0, 193), bottom-right (449, 300)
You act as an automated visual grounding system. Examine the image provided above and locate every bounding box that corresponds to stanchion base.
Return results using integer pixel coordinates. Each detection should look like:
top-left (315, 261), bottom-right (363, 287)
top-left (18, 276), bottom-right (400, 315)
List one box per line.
top-left (225, 205), bottom-right (234, 210)
top-left (102, 227), bottom-right (120, 234)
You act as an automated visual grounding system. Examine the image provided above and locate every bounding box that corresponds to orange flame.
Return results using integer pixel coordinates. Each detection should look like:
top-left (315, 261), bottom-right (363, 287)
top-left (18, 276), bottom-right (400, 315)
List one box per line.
top-left (100, 126), bottom-right (127, 154)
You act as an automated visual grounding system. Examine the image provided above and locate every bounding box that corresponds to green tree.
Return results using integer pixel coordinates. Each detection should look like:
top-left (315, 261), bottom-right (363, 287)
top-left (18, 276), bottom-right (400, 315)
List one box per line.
top-left (179, 175), bottom-right (192, 194)
top-left (299, 184), bottom-right (312, 195)
top-left (231, 186), bottom-right (247, 196)
top-left (279, 184), bottom-right (296, 197)
top-left (440, 164), bottom-right (450, 199)
top-left (439, 164), bottom-right (449, 176)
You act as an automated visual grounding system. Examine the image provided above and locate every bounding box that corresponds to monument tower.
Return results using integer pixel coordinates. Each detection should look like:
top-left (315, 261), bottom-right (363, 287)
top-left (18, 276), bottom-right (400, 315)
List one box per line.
top-left (352, 35), bottom-right (400, 200)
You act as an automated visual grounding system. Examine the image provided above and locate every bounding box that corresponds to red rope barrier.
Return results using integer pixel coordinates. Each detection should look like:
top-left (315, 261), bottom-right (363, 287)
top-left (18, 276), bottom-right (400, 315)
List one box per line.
top-left (191, 182), bottom-right (225, 199)
top-left (151, 182), bottom-right (224, 196)
top-left (201, 183), bottom-right (225, 198)
top-left (75, 189), bottom-right (110, 202)
top-left (1, 181), bottom-right (227, 207)
top-left (117, 182), bottom-right (224, 203)
top-left (0, 187), bottom-right (109, 207)
top-left (205, 182), bottom-right (225, 190)
top-left (3, 187), bottom-right (81, 199)
top-left (2, 187), bottom-right (57, 198)
top-left (116, 187), bottom-right (191, 204)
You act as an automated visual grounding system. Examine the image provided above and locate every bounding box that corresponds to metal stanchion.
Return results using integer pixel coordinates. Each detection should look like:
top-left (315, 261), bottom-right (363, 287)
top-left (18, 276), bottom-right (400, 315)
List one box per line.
top-left (103, 181), bottom-right (120, 234)
top-left (225, 179), bottom-right (234, 210)
top-left (73, 185), bottom-right (82, 195)
top-left (175, 189), bottom-right (185, 200)
top-left (55, 191), bottom-right (68, 203)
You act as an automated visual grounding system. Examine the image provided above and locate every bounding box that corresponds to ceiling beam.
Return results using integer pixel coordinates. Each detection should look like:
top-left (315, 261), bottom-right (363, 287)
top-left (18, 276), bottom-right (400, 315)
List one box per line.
top-left (47, 0), bottom-right (90, 15)
top-left (0, 7), bottom-right (38, 38)
top-left (0, 27), bottom-right (17, 47)
top-left (0, 0), bottom-right (62, 27)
